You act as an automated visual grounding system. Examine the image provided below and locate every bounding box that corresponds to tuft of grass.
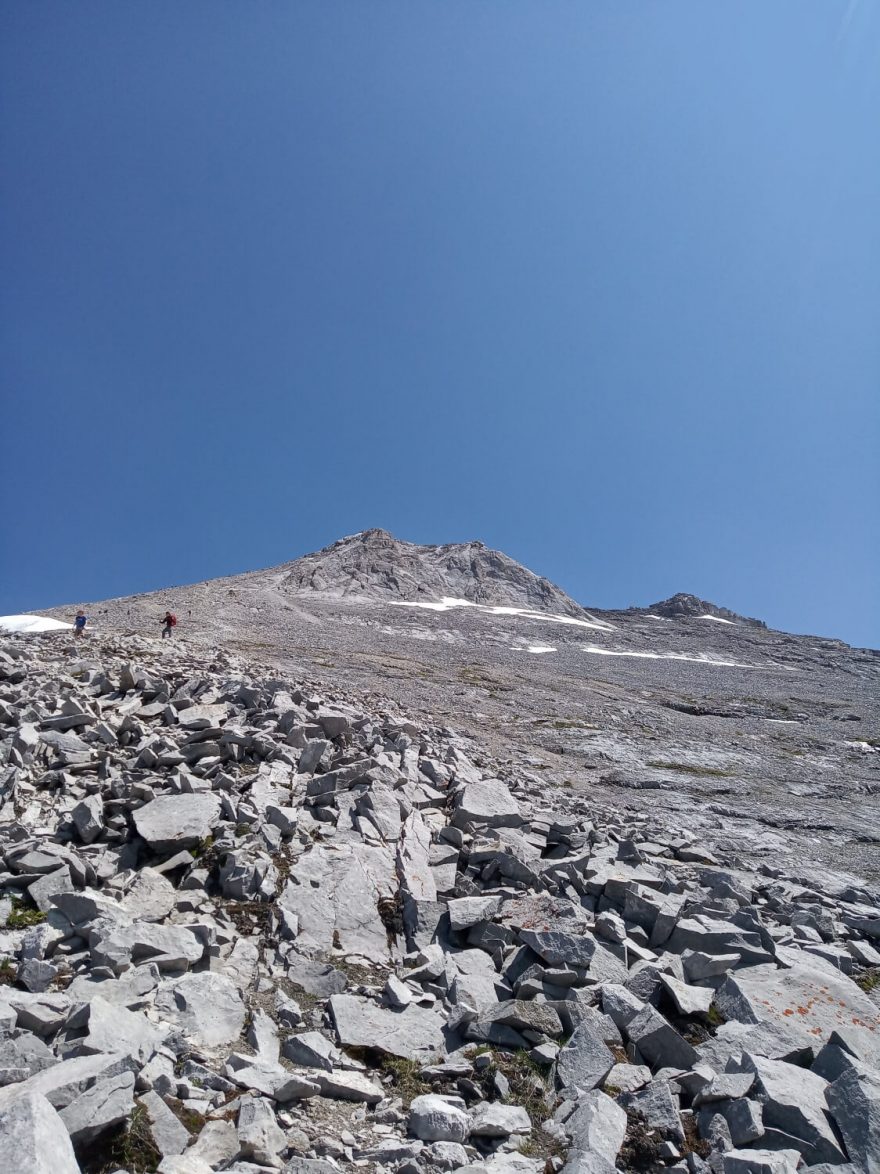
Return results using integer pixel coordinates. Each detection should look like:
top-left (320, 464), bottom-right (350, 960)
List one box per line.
top-left (80, 1104), bottom-right (162, 1174)
top-left (647, 760), bottom-right (734, 778)
top-left (474, 1049), bottom-right (556, 1158)
top-left (7, 897), bottom-right (46, 929)
top-left (376, 1055), bottom-right (431, 1108)
top-left (619, 1109), bottom-right (664, 1170)
top-left (0, 958), bottom-right (16, 985)
top-left (855, 968), bottom-right (880, 993)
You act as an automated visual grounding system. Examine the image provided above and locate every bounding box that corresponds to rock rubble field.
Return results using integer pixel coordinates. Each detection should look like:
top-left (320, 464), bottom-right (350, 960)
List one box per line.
top-left (0, 631), bottom-right (878, 1174)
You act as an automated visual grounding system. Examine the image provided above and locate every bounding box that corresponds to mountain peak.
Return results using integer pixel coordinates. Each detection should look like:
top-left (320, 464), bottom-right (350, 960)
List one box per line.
top-left (647, 593), bottom-right (766, 627)
top-left (281, 530), bottom-right (585, 616)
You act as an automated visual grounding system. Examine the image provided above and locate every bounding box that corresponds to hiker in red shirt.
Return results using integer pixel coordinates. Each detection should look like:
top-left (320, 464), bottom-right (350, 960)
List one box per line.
top-left (161, 611), bottom-right (177, 638)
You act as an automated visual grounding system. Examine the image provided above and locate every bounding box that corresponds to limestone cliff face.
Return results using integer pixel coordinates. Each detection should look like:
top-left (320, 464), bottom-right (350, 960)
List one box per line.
top-left (277, 529), bottom-right (587, 616)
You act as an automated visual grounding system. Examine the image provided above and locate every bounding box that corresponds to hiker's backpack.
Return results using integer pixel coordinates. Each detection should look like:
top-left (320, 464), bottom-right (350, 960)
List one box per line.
top-left (169, 614), bottom-right (178, 627)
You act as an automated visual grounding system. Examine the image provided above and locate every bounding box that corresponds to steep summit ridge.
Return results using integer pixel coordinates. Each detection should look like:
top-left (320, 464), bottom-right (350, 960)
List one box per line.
top-left (279, 528), bottom-right (587, 616)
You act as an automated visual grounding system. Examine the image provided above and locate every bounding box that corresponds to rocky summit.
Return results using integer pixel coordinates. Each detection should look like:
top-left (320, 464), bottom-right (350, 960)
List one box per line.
top-left (0, 532), bottom-right (875, 1174)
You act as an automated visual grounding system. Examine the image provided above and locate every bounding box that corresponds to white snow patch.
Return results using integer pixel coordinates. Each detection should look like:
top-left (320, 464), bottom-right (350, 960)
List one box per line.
top-left (582, 644), bottom-right (756, 669)
top-left (0, 614), bottom-right (73, 633)
top-left (389, 598), bottom-right (614, 630)
top-left (525, 645), bottom-right (556, 654)
top-left (699, 614), bottom-right (735, 625)
top-left (646, 614), bottom-right (672, 621)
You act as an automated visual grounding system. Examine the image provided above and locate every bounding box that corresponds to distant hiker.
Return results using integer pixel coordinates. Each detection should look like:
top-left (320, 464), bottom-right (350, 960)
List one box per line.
top-left (73, 610), bottom-right (87, 639)
top-left (161, 611), bottom-right (177, 638)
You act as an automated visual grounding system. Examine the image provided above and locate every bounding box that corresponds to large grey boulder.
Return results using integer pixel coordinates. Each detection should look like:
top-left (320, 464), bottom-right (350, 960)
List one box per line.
top-left (408, 1093), bottom-right (470, 1142)
top-left (565, 1089), bottom-right (627, 1165)
top-left (154, 972), bottom-right (246, 1048)
top-left (71, 795), bottom-right (104, 844)
top-left (278, 842), bottom-right (399, 964)
top-left (313, 1069), bottom-right (384, 1102)
top-left (722, 1149), bottom-right (801, 1173)
top-left (0, 1090), bottom-right (80, 1174)
top-left (448, 895), bottom-right (502, 932)
top-left (91, 919), bottom-right (205, 972)
top-left (624, 1004), bottom-right (698, 1071)
top-left (742, 1052), bottom-right (848, 1165)
top-left (0, 1051), bottom-right (135, 1110)
top-left (826, 1063), bottom-right (880, 1174)
top-left (140, 1089), bottom-right (191, 1157)
top-left (58, 1067), bottom-right (136, 1145)
top-left (716, 957), bottom-right (880, 1063)
top-left (470, 1102), bottom-right (531, 1137)
top-left (329, 993), bottom-right (445, 1061)
top-left (452, 780), bottom-right (521, 829)
top-left (556, 1020), bottom-right (615, 1091)
top-left (132, 793), bottom-right (221, 852)
top-left (66, 995), bottom-right (166, 1064)
top-left (237, 1095), bottom-right (286, 1166)
top-left (519, 929), bottom-right (599, 969)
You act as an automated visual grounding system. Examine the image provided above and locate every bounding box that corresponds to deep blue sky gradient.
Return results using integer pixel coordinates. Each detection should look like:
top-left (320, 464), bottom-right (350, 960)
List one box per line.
top-left (2, 3), bottom-right (878, 646)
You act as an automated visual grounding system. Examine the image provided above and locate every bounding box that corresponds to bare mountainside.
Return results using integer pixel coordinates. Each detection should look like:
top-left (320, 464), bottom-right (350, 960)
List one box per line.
top-left (41, 530), bottom-right (880, 881)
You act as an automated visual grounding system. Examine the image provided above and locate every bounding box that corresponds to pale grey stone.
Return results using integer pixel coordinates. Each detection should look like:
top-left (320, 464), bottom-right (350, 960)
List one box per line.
top-left (154, 972), bottom-right (246, 1048)
top-left (565, 1089), bottom-right (627, 1164)
top-left (721, 1149), bottom-right (801, 1174)
top-left (408, 1093), bottom-right (470, 1142)
top-left (140, 1089), bottom-right (191, 1156)
top-left (58, 1067), bottom-right (136, 1145)
top-left (452, 780), bottom-right (521, 829)
top-left (743, 1052), bottom-right (848, 1166)
top-left (625, 1005), bottom-right (698, 1071)
top-left (0, 1090), bottom-right (80, 1174)
top-left (555, 1021), bottom-right (615, 1091)
top-left (329, 993), bottom-right (445, 1061)
top-left (132, 793), bottom-right (221, 852)
top-left (313, 1068), bottom-right (384, 1102)
top-left (826, 1063), bottom-right (880, 1174)
top-left (470, 1101), bottom-right (531, 1137)
top-left (715, 958), bottom-right (880, 1065)
top-left (238, 1095), bottom-right (286, 1166)
top-left (72, 794), bottom-right (104, 843)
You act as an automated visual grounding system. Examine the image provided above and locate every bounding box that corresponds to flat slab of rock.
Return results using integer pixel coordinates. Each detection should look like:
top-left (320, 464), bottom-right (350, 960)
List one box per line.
top-left (716, 957), bottom-right (880, 1063)
top-left (0, 1090), bottom-right (80, 1173)
top-left (556, 1021), bottom-right (615, 1091)
top-left (132, 794), bottom-right (221, 852)
top-left (409, 1093), bottom-right (470, 1141)
top-left (154, 972), bottom-right (246, 1048)
top-left (0, 1089), bottom-right (80, 1174)
top-left (330, 993), bottom-right (445, 1061)
top-left (452, 780), bottom-right (522, 830)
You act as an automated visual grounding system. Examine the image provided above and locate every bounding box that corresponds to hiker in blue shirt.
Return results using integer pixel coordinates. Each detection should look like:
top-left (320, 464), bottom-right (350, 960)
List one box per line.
top-left (73, 611), bottom-right (87, 639)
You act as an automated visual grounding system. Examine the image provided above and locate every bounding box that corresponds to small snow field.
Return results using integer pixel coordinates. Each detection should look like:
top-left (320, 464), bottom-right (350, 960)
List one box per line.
top-left (0, 614), bottom-right (72, 633)
top-left (699, 613), bottom-right (736, 624)
top-left (582, 644), bottom-right (757, 669)
top-left (389, 597), bottom-right (614, 630)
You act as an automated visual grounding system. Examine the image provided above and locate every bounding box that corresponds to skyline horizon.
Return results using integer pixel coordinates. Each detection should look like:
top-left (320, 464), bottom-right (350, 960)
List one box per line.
top-left (7, 524), bottom-right (874, 650)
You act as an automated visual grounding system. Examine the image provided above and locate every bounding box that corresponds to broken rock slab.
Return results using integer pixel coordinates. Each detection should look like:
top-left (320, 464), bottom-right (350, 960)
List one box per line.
top-left (154, 971), bottom-right (246, 1049)
top-left (451, 779), bottom-right (522, 830)
top-left (408, 1093), bottom-right (471, 1142)
top-left (329, 993), bottom-right (446, 1062)
top-left (132, 793), bottom-right (221, 852)
top-left (0, 1090), bottom-right (81, 1174)
top-left (715, 956), bottom-right (880, 1063)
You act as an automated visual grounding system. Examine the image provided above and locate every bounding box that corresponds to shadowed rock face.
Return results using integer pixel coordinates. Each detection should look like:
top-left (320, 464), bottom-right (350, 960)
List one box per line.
top-left (643, 594), bottom-right (767, 627)
top-left (276, 529), bottom-right (587, 616)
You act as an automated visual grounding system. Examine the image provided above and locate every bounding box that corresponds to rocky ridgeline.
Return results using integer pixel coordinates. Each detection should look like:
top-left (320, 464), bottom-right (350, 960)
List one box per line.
top-left (0, 634), bottom-right (878, 1174)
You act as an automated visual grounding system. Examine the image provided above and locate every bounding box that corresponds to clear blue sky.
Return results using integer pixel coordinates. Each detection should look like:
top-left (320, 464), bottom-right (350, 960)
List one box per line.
top-left (2, 3), bottom-right (878, 647)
